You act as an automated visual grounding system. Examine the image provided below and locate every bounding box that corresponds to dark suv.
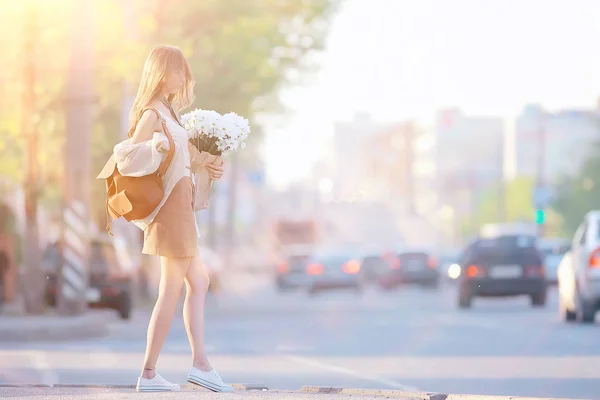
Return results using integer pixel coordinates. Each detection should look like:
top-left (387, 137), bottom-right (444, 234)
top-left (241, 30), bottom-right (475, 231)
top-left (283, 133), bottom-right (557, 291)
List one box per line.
top-left (457, 235), bottom-right (547, 308)
top-left (43, 236), bottom-right (133, 319)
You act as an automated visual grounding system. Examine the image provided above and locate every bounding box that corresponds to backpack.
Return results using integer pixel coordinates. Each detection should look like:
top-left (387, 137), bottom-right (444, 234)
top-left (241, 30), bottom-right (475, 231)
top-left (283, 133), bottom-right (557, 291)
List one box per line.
top-left (96, 108), bottom-right (175, 235)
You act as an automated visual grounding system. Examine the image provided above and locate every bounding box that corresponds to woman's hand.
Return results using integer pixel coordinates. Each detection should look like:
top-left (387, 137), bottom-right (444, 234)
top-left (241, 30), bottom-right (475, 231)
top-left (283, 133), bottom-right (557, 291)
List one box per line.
top-left (206, 162), bottom-right (224, 180)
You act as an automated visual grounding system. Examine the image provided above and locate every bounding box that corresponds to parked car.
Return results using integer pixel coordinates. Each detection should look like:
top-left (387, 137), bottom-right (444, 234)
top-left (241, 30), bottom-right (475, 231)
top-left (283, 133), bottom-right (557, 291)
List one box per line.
top-left (537, 237), bottom-right (570, 284)
top-left (274, 245), bottom-right (314, 292)
top-left (304, 249), bottom-right (364, 295)
top-left (377, 248), bottom-right (440, 289)
top-left (43, 235), bottom-right (133, 319)
top-left (457, 235), bottom-right (547, 309)
top-left (558, 211), bottom-right (600, 323)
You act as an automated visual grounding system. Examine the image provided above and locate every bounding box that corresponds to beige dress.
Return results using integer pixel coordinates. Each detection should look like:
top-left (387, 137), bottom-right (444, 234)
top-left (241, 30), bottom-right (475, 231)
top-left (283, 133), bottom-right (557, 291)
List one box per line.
top-left (112, 109), bottom-right (198, 258)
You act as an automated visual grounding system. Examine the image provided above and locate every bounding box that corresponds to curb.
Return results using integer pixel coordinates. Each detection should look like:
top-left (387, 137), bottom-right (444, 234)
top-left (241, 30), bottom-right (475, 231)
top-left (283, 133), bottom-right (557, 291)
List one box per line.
top-left (0, 384), bottom-right (584, 399)
top-left (0, 310), bottom-right (115, 342)
top-left (301, 386), bottom-right (444, 399)
top-left (299, 387), bottom-right (584, 400)
top-left (0, 383), bottom-right (269, 391)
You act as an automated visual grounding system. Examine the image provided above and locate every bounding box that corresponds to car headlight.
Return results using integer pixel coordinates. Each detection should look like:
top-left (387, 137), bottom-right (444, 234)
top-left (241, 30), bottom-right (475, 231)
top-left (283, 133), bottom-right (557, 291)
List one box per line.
top-left (448, 264), bottom-right (461, 279)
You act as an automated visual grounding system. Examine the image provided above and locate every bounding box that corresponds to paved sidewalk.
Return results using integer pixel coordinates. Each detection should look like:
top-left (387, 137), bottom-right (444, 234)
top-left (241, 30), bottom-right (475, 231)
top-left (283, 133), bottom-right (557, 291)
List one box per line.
top-left (0, 310), bottom-right (116, 342)
top-left (0, 385), bottom-right (581, 400)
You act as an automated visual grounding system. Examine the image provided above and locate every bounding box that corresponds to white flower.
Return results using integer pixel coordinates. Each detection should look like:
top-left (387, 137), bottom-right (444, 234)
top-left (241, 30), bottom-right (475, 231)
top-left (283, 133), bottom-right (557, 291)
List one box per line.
top-left (181, 109), bottom-right (222, 139)
top-left (181, 108), bottom-right (251, 154)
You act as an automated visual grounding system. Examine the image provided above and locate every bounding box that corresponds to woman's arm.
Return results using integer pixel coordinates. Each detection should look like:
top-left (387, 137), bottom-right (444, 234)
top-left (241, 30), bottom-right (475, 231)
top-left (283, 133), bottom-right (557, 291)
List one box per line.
top-left (188, 142), bottom-right (225, 180)
top-left (129, 110), bottom-right (160, 144)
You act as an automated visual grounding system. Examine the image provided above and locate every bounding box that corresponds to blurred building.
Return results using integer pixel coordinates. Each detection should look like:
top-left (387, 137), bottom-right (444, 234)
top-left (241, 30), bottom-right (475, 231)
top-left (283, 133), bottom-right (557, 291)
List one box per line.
top-left (332, 113), bottom-right (383, 200)
top-left (434, 108), bottom-right (506, 245)
top-left (360, 122), bottom-right (440, 246)
top-left (513, 104), bottom-right (600, 183)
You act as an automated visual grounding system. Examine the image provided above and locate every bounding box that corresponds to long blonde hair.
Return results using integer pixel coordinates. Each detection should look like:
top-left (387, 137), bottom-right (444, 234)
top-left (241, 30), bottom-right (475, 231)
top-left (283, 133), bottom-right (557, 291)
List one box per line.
top-left (127, 45), bottom-right (194, 137)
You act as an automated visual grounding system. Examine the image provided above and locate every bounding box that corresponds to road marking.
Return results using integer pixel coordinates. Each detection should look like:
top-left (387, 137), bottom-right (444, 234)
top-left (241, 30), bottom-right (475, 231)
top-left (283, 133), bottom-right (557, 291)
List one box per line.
top-left (24, 351), bottom-right (58, 386)
top-left (275, 344), bottom-right (314, 353)
top-left (287, 355), bottom-right (420, 392)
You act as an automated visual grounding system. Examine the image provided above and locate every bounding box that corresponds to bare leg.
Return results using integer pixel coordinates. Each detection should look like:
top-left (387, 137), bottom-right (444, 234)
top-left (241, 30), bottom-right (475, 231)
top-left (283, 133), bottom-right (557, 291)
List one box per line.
top-left (183, 255), bottom-right (212, 371)
top-left (141, 256), bottom-right (191, 379)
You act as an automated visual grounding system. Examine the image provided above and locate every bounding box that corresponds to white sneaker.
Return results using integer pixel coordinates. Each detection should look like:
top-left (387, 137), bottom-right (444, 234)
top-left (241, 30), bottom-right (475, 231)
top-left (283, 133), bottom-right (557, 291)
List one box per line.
top-left (187, 366), bottom-right (234, 393)
top-left (136, 372), bottom-right (181, 392)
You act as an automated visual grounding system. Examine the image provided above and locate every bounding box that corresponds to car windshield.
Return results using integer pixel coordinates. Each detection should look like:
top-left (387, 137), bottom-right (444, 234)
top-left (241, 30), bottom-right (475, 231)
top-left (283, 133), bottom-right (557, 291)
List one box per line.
top-left (318, 255), bottom-right (351, 269)
top-left (469, 247), bottom-right (542, 265)
top-left (90, 241), bottom-right (119, 274)
top-left (475, 235), bottom-right (536, 250)
top-left (540, 245), bottom-right (570, 257)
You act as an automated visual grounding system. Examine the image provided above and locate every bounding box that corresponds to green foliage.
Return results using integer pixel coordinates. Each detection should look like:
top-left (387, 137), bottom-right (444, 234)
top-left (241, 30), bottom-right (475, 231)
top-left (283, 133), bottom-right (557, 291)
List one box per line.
top-left (1, 0), bottom-right (339, 221)
top-left (553, 142), bottom-right (600, 236)
top-left (461, 177), bottom-right (564, 236)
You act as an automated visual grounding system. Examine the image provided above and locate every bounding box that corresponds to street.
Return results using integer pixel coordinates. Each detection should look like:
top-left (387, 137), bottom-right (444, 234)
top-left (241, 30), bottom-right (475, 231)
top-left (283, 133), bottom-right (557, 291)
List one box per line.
top-left (1, 278), bottom-right (600, 400)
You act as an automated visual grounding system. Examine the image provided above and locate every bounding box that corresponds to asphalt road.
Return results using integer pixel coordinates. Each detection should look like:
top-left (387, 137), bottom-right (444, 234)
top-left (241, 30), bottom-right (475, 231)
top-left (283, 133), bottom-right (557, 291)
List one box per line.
top-left (1, 277), bottom-right (600, 400)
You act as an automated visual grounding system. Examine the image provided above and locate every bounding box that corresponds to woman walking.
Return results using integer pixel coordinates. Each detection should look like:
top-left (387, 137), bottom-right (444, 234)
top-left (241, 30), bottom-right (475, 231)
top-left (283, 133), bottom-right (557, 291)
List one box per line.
top-left (111, 45), bottom-right (231, 393)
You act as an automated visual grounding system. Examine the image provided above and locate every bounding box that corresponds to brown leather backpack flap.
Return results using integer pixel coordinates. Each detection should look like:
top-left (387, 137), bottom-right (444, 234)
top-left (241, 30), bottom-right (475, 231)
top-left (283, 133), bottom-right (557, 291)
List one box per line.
top-left (107, 191), bottom-right (133, 218)
top-left (97, 155), bottom-right (117, 180)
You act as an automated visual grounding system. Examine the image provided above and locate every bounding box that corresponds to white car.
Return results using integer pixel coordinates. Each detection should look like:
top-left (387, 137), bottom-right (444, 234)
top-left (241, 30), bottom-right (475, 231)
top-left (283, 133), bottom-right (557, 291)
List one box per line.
top-left (558, 211), bottom-right (600, 323)
top-left (537, 237), bottom-right (570, 284)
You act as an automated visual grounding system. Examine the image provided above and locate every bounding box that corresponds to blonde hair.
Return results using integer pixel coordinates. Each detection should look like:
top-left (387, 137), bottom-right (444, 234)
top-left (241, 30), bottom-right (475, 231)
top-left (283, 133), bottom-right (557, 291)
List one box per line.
top-left (127, 45), bottom-right (194, 137)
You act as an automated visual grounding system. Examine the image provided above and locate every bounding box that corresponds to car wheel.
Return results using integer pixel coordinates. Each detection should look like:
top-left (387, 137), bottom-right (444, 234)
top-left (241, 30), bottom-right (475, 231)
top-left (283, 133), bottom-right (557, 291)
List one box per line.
top-left (559, 299), bottom-right (577, 322)
top-left (458, 290), bottom-right (472, 309)
top-left (423, 279), bottom-right (439, 290)
top-left (277, 282), bottom-right (292, 292)
top-left (354, 284), bottom-right (363, 296)
top-left (576, 290), bottom-right (596, 324)
top-left (531, 291), bottom-right (547, 307)
top-left (118, 293), bottom-right (132, 320)
top-left (580, 303), bottom-right (596, 324)
top-left (45, 293), bottom-right (56, 307)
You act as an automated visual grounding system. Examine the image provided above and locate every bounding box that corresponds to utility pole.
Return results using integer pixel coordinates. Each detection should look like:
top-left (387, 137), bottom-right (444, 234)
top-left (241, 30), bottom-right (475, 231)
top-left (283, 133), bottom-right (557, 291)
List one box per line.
top-left (58, 0), bottom-right (95, 315)
top-left (498, 129), bottom-right (506, 223)
top-left (535, 114), bottom-right (547, 238)
top-left (225, 152), bottom-right (239, 269)
top-left (21, 1), bottom-right (46, 314)
top-left (403, 122), bottom-right (415, 215)
top-left (120, 0), bottom-right (149, 300)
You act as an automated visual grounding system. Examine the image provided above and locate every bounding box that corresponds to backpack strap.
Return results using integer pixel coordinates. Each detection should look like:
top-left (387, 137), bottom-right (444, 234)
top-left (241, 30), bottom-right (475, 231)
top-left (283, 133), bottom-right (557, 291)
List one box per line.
top-left (141, 107), bottom-right (176, 178)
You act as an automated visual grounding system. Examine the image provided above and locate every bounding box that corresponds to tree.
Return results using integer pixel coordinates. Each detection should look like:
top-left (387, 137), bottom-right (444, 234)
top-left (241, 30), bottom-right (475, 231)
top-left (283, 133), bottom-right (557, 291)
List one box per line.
top-left (461, 177), bottom-right (564, 237)
top-left (90, 0), bottom-right (340, 233)
top-left (0, 1), bottom-right (340, 310)
top-left (553, 142), bottom-right (600, 237)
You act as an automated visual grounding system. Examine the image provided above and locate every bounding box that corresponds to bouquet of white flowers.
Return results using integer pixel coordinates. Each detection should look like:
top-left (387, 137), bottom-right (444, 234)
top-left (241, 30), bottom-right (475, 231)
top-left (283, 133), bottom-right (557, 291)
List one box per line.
top-left (181, 108), bottom-right (251, 210)
top-left (182, 109), bottom-right (250, 156)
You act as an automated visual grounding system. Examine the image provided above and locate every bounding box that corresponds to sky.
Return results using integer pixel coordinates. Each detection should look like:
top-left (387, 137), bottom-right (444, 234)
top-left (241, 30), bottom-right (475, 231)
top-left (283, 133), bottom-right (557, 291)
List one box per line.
top-left (263, 0), bottom-right (600, 188)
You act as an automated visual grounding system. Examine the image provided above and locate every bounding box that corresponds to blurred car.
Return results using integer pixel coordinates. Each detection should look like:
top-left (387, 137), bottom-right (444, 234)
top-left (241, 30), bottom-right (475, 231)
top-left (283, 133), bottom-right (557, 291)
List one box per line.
top-left (558, 211), bottom-right (600, 323)
top-left (537, 237), bottom-right (570, 284)
top-left (360, 251), bottom-right (388, 283)
top-left (274, 245), bottom-right (314, 291)
top-left (43, 235), bottom-right (133, 319)
top-left (377, 248), bottom-right (440, 289)
top-left (304, 249), bottom-right (364, 295)
top-left (457, 235), bottom-right (547, 309)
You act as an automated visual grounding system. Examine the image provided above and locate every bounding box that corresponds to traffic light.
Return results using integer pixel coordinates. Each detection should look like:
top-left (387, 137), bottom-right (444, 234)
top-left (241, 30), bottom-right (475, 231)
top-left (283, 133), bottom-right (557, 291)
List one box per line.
top-left (535, 209), bottom-right (545, 224)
